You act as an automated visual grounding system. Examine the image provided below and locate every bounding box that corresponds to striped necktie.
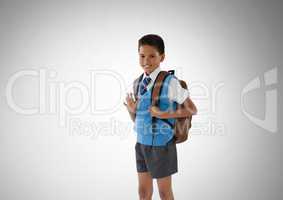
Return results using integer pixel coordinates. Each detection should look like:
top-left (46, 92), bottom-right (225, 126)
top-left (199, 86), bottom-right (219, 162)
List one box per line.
top-left (139, 76), bottom-right (151, 95)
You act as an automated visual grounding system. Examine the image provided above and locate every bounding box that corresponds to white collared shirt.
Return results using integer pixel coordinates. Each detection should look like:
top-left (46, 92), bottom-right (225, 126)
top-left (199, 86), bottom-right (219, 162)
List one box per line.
top-left (136, 67), bottom-right (190, 104)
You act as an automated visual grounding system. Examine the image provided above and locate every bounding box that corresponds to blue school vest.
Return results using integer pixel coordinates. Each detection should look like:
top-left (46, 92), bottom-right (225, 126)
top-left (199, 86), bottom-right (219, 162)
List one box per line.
top-left (134, 75), bottom-right (177, 146)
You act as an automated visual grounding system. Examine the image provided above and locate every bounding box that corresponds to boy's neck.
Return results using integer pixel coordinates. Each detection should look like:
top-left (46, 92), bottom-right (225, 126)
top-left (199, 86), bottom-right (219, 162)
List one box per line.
top-left (145, 66), bottom-right (160, 76)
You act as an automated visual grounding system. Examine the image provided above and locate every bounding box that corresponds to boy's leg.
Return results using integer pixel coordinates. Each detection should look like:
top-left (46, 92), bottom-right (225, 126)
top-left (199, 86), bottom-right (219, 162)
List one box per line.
top-left (138, 172), bottom-right (153, 200)
top-left (157, 175), bottom-right (174, 200)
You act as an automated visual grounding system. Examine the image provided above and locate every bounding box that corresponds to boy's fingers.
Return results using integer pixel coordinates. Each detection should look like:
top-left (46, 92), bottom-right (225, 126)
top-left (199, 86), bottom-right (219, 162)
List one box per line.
top-left (130, 93), bottom-right (136, 101)
top-left (126, 93), bottom-right (132, 101)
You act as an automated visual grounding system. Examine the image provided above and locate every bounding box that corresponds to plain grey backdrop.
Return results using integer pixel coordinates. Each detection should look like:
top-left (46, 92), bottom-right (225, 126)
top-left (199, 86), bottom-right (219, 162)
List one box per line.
top-left (0, 0), bottom-right (282, 199)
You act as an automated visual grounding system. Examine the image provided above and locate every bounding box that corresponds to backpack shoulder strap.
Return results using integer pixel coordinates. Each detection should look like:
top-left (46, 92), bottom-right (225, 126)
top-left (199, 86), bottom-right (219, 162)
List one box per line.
top-left (151, 71), bottom-right (174, 141)
top-left (151, 71), bottom-right (171, 106)
top-left (133, 73), bottom-right (143, 100)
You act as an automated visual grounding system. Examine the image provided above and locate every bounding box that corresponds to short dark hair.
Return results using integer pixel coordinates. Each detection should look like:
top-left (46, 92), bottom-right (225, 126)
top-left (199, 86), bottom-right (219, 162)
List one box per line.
top-left (138, 34), bottom-right (165, 55)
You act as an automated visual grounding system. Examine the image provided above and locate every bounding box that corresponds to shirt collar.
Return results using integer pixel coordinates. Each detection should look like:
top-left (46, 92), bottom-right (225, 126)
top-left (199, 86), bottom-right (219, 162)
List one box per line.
top-left (143, 66), bottom-right (161, 83)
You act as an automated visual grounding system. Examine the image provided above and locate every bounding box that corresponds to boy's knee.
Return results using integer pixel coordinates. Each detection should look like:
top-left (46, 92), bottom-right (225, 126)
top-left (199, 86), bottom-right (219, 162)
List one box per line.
top-left (158, 189), bottom-right (173, 200)
top-left (138, 186), bottom-right (153, 199)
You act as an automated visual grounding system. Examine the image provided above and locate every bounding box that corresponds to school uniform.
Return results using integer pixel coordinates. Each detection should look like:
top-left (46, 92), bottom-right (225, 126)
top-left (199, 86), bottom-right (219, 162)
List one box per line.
top-left (132, 66), bottom-right (190, 178)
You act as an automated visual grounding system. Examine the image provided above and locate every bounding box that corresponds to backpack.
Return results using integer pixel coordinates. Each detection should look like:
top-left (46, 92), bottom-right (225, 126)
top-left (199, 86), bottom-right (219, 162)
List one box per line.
top-left (133, 70), bottom-right (192, 144)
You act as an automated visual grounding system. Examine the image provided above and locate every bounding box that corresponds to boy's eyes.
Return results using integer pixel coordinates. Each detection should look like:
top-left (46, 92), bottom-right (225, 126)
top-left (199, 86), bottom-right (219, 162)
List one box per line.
top-left (140, 55), bottom-right (155, 58)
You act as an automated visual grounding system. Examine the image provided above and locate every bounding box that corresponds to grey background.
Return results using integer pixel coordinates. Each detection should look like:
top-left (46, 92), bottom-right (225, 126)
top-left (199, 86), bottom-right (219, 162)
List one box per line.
top-left (0, 0), bottom-right (282, 199)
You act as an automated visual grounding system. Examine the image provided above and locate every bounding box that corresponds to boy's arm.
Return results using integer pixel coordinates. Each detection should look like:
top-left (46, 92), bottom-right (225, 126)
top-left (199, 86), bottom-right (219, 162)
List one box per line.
top-left (124, 93), bottom-right (137, 122)
top-left (149, 97), bottom-right (197, 119)
top-left (157, 76), bottom-right (196, 118)
top-left (124, 102), bottom-right (136, 122)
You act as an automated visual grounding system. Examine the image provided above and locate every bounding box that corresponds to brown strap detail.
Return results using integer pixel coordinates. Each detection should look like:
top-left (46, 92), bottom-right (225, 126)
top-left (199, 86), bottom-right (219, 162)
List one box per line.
top-left (179, 80), bottom-right (188, 90)
top-left (133, 73), bottom-right (143, 101)
top-left (151, 71), bottom-right (170, 106)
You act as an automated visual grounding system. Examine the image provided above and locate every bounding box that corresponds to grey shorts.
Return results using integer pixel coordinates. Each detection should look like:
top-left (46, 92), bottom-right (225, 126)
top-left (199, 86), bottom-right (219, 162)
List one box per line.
top-left (135, 138), bottom-right (178, 179)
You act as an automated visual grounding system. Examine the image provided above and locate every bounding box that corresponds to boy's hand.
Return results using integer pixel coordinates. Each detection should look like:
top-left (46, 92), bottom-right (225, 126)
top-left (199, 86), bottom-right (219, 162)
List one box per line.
top-left (149, 106), bottom-right (166, 118)
top-left (123, 93), bottom-right (137, 113)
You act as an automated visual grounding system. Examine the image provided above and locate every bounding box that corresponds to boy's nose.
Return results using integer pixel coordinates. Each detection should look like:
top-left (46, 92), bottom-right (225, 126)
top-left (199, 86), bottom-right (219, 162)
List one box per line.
top-left (144, 60), bottom-right (151, 65)
top-left (145, 57), bottom-right (151, 63)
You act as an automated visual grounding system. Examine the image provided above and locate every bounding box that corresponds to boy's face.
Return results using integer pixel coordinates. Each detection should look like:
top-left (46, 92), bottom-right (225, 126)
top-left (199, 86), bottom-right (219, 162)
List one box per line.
top-left (138, 45), bottom-right (165, 75)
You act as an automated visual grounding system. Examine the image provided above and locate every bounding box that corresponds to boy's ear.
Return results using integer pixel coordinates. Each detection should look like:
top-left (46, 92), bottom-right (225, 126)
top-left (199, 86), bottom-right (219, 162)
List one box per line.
top-left (160, 53), bottom-right (165, 62)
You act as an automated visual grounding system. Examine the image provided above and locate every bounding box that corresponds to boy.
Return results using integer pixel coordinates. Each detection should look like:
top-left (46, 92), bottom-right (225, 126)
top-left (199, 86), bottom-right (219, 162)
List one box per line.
top-left (124, 34), bottom-right (197, 200)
